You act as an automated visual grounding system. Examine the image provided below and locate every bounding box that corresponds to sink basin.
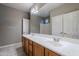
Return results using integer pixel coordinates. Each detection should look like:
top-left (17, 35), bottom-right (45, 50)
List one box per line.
top-left (49, 41), bottom-right (62, 47)
top-left (33, 36), bottom-right (62, 47)
top-left (44, 39), bottom-right (63, 47)
top-left (30, 34), bottom-right (63, 47)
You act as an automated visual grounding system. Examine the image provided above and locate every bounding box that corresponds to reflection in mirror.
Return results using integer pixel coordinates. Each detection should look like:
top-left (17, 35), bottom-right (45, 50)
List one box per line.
top-left (51, 10), bottom-right (79, 39)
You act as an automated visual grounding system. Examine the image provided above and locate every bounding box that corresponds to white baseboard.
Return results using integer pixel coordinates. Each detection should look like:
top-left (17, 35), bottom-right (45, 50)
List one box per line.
top-left (0, 42), bottom-right (22, 48)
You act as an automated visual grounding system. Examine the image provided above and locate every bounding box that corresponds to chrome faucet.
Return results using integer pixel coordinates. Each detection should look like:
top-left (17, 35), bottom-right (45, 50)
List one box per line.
top-left (53, 38), bottom-right (60, 42)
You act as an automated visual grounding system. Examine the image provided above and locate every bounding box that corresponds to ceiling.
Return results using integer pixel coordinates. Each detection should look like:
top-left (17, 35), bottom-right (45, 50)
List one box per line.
top-left (1, 3), bottom-right (64, 17)
top-left (2, 3), bottom-right (34, 12)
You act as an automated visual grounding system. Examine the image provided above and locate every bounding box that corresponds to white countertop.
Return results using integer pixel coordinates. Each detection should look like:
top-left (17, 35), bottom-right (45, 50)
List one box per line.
top-left (23, 33), bottom-right (79, 56)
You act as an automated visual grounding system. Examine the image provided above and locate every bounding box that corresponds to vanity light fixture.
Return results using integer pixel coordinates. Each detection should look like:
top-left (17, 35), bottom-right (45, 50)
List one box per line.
top-left (31, 6), bottom-right (39, 15)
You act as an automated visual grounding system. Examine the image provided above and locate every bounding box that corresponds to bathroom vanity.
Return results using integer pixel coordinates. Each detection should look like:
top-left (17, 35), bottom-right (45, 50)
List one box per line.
top-left (22, 33), bottom-right (79, 56)
top-left (22, 35), bottom-right (60, 56)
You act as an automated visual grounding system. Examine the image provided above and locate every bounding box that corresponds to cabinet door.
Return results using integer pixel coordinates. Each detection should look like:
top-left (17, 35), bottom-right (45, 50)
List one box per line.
top-left (52, 15), bottom-right (63, 36)
top-left (28, 40), bottom-right (33, 56)
top-left (63, 11), bottom-right (77, 38)
top-left (33, 42), bottom-right (44, 56)
top-left (45, 48), bottom-right (60, 56)
top-left (24, 38), bottom-right (29, 55)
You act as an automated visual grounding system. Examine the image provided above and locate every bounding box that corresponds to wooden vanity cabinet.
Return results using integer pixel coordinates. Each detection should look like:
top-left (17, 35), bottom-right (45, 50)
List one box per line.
top-left (33, 42), bottom-right (44, 56)
top-left (45, 48), bottom-right (60, 56)
top-left (22, 36), bottom-right (33, 56)
top-left (22, 36), bottom-right (60, 56)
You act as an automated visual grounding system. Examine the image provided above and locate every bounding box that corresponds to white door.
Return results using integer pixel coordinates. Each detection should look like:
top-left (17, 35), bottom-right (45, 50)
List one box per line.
top-left (63, 11), bottom-right (77, 38)
top-left (23, 18), bottom-right (29, 35)
top-left (52, 15), bottom-right (63, 36)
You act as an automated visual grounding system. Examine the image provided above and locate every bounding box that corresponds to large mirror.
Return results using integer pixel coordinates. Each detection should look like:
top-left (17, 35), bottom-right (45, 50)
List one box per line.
top-left (30, 3), bottom-right (79, 39)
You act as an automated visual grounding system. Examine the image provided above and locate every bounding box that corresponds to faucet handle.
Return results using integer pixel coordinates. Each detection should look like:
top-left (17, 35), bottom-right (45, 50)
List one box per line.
top-left (54, 38), bottom-right (60, 42)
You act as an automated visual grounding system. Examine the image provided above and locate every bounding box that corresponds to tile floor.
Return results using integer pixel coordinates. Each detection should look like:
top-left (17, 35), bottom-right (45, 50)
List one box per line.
top-left (0, 43), bottom-right (26, 56)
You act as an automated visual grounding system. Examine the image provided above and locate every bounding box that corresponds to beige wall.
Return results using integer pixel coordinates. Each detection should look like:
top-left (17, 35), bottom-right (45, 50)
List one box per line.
top-left (50, 3), bottom-right (79, 34)
top-left (0, 4), bottom-right (28, 46)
